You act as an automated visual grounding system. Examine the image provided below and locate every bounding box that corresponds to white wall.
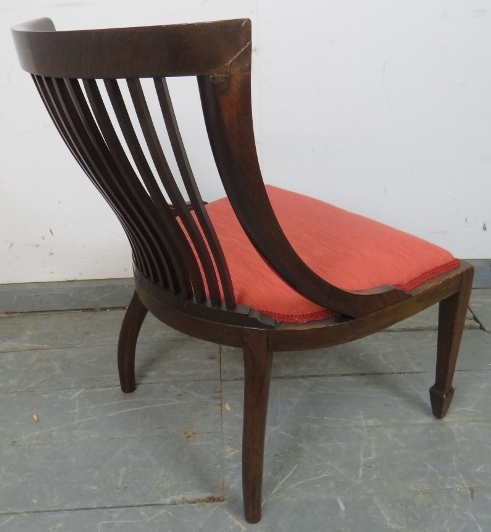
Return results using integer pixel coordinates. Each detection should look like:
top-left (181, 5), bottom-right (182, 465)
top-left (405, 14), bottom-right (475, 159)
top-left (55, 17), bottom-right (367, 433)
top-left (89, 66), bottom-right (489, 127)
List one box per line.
top-left (1, 0), bottom-right (490, 284)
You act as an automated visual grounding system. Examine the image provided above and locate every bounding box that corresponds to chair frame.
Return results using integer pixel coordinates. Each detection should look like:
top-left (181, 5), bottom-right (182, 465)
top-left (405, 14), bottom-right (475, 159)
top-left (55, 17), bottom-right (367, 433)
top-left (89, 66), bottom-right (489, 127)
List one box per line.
top-left (12, 18), bottom-right (474, 524)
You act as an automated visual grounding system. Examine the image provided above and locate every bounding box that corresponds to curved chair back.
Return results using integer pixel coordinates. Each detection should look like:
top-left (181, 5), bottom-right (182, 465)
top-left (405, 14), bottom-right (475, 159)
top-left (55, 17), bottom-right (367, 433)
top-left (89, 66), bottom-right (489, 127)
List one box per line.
top-left (12, 18), bottom-right (256, 310)
top-left (12, 18), bottom-right (409, 318)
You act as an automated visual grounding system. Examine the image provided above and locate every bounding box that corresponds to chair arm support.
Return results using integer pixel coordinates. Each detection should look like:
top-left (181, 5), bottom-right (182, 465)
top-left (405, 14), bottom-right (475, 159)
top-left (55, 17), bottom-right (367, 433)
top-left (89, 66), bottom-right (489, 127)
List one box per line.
top-left (199, 72), bottom-right (410, 318)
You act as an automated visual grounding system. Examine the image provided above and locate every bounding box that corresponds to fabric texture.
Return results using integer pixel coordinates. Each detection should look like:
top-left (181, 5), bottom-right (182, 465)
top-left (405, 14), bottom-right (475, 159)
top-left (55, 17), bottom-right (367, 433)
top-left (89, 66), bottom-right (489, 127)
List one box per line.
top-left (203, 185), bottom-right (459, 323)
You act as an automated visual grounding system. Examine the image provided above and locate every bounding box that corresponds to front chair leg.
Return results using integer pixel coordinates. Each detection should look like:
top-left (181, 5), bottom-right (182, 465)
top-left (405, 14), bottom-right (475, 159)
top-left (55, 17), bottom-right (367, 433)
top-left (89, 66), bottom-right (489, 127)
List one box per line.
top-left (117, 290), bottom-right (148, 393)
top-left (242, 329), bottom-right (273, 524)
top-left (430, 267), bottom-right (474, 418)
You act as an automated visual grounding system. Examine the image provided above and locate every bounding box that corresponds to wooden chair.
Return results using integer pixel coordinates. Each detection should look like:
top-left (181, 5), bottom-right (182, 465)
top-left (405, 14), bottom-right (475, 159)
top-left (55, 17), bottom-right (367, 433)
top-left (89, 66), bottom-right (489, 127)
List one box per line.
top-left (12, 18), bottom-right (473, 524)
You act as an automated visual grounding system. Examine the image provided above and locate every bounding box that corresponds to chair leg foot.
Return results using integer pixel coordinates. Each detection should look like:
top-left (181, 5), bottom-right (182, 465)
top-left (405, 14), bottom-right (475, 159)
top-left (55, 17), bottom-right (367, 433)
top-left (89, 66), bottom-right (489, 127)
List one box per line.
top-left (118, 290), bottom-right (148, 393)
top-left (430, 267), bottom-right (473, 419)
top-left (429, 385), bottom-right (454, 419)
top-left (242, 329), bottom-right (273, 524)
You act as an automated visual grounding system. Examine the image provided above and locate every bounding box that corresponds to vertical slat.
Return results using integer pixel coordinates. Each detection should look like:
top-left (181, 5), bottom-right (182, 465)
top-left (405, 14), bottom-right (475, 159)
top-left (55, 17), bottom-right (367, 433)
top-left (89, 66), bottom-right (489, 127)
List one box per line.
top-left (102, 78), bottom-right (206, 303)
top-left (127, 78), bottom-right (222, 307)
top-left (60, 79), bottom-right (152, 284)
top-left (81, 79), bottom-right (170, 289)
top-left (52, 76), bottom-right (155, 281)
top-left (62, 77), bottom-right (166, 287)
top-left (33, 75), bottom-right (148, 278)
top-left (155, 77), bottom-right (236, 309)
top-left (83, 79), bottom-right (192, 297)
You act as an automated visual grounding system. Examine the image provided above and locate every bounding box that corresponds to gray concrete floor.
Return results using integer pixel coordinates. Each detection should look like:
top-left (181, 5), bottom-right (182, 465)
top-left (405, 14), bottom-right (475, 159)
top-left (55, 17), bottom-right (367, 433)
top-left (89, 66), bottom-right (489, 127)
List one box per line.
top-left (0, 289), bottom-right (490, 531)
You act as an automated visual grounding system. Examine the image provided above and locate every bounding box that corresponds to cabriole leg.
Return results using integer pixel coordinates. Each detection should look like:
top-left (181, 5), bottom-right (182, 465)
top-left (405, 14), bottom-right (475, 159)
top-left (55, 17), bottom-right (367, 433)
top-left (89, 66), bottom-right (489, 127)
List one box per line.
top-left (117, 290), bottom-right (148, 393)
top-left (242, 329), bottom-right (273, 524)
top-left (430, 268), bottom-right (474, 418)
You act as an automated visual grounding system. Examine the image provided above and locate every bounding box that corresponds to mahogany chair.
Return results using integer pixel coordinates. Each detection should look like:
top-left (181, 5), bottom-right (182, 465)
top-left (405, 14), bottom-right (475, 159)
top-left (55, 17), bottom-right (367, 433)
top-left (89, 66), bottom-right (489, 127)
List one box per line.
top-left (12, 18), bottom-right (473, 524)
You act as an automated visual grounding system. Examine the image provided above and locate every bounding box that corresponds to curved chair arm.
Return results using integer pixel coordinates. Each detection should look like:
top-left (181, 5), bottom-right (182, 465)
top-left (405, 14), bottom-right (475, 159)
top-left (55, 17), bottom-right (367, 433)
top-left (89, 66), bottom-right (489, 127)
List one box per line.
top-left (199, 72), bottom-right (410, 318)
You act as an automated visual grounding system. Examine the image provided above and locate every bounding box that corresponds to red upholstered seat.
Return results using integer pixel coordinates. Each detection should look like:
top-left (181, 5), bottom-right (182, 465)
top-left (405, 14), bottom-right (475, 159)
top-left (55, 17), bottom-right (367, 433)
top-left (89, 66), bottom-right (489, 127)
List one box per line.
top-left (204, 186), bottom-right (459, 322)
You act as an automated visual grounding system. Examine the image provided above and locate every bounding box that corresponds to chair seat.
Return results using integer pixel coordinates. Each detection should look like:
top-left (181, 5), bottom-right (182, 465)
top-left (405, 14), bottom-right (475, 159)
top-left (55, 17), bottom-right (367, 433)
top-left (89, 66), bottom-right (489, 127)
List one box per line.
top-left (205, 186), bottom-right (459, 322)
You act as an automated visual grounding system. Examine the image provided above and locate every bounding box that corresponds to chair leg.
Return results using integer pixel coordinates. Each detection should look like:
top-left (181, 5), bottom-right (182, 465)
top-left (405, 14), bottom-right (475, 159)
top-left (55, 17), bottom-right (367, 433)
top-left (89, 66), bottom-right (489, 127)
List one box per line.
top-left (242, 329), bottom-right (273, 524)
top-left (430, 268), bottom-right (474, 419)
top-left (117, 290), bottom-right (148, 393)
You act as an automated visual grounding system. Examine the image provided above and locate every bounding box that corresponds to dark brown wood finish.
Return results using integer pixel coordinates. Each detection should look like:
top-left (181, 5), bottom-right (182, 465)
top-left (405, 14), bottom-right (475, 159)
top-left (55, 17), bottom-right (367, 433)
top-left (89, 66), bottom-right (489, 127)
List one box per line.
top-left (198, 72), bottom-right (412, 318)
top-left (118, 290), bottom-right (148, 393)
top-left (11, 18), bottom-right (253, 78)
top-left (430, 266), bottom-right (474, 419)
top-left (12, 17), bottom-right (475, 524)
top-left (242, 329), bottom-right (273, 524)
top-left (154, 76), bottom-right (236, 309)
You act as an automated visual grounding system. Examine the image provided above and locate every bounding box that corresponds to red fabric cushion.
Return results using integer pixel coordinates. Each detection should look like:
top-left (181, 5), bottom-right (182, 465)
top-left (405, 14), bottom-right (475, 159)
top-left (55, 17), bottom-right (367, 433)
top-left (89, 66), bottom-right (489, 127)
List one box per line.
top-left (204, 186), bottom-right (459, 322)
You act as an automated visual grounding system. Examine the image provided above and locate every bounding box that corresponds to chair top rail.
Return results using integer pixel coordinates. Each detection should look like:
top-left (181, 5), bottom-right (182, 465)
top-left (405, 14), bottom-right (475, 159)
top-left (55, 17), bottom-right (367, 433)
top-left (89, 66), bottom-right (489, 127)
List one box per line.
top-left (11, 18), bottom-right (252, 79)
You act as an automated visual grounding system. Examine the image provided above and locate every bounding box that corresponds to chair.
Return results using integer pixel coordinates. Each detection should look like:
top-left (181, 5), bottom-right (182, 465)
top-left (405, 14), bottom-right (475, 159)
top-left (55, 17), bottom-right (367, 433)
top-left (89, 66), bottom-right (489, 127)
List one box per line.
top-left (11, 18), bottom-right (473, 524)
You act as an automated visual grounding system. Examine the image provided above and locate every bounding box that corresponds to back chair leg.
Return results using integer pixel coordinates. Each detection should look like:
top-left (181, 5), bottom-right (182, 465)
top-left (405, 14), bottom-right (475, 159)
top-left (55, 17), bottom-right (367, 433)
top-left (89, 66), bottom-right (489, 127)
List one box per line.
top-left (117, 290), bottom-right (148, 393)
top-left (430, 268), bottom-right (474, 419)
top-left (242, 329), bottom-right (273, 524)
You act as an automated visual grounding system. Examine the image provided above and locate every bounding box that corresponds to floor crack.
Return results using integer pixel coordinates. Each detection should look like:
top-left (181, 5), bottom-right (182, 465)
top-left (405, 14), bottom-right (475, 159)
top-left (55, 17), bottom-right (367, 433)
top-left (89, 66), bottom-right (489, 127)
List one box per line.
top-left (468, 305), bottom-right (488, 332)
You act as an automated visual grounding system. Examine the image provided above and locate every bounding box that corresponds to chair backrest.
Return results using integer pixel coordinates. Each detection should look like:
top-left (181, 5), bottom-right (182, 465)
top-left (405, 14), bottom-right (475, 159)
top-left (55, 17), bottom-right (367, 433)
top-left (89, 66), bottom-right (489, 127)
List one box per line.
top-left (12, 18), bottom-right (257, 310)
top-left (12, 18), bottom-right (410, 318)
